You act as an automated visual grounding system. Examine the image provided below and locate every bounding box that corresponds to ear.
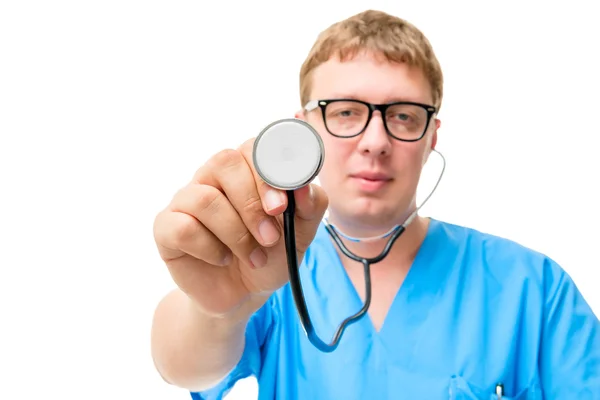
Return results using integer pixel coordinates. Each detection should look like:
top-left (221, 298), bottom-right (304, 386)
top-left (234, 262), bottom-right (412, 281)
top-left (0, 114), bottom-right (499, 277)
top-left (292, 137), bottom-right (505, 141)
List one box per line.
top-left (431, 118), bottom-right (440, 150)
top-left (421, 118), bottom-right (440, 166)
top-left (295, 109), bottom-right (306, 120)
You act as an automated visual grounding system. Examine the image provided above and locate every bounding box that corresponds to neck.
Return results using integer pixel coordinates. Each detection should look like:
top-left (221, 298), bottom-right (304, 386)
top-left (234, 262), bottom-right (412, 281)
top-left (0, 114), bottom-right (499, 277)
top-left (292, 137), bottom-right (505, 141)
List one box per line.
top-left (327, 214), bottom-right (430, 267)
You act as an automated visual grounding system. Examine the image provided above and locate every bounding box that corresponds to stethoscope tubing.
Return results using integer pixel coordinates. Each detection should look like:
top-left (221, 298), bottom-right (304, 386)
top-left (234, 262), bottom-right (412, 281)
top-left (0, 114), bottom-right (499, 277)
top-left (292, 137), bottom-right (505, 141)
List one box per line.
top-left (284, 188), bottom-right (407, 352)
top-left (282, 149), bottom-right (445, 352)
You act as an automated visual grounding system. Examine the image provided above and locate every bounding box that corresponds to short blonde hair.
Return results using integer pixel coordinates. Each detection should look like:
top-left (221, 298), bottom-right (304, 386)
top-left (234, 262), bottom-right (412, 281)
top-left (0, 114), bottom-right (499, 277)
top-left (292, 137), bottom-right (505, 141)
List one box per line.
top-left (299, 10), bottom-right (444, 110)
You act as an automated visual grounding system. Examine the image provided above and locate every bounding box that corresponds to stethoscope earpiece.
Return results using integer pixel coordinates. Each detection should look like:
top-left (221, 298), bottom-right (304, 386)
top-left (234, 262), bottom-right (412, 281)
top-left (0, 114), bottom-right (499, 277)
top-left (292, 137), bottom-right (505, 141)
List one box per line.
top-left (253, 118), bottom-right (325, 191)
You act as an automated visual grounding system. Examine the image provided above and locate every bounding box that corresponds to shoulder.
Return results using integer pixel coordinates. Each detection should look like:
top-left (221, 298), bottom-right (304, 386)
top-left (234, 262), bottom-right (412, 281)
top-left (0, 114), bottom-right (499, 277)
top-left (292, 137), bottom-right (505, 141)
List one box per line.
top-left (430, 220), bottom-right (599, 397)
top-left (436, 218), bottom-right (563, 275)
top-left (432, 218), bottom-right (568, 298)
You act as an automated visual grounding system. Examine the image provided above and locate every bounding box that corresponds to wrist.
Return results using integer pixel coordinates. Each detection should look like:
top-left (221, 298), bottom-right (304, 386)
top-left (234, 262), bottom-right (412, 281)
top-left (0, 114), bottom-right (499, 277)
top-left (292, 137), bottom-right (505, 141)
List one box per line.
top-left (184, 293), bottom-right (253, 337)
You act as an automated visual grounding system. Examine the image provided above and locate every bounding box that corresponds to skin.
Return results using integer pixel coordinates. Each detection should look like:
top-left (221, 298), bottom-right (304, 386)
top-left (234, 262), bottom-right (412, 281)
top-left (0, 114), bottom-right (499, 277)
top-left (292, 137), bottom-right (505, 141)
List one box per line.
top-left (150, 49), bottom-right (440, 390)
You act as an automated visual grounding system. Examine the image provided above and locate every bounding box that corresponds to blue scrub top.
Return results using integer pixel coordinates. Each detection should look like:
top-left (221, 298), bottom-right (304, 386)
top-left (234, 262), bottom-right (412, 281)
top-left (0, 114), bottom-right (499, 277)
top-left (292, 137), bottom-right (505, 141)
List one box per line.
top-left (191, 218), bottom-right (600, 399)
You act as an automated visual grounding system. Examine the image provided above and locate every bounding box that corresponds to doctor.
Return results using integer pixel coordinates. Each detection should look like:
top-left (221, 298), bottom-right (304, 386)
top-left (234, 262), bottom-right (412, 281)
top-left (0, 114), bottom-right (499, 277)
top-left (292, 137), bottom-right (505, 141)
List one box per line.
top-left (151, 9), bottom-right (600, 399)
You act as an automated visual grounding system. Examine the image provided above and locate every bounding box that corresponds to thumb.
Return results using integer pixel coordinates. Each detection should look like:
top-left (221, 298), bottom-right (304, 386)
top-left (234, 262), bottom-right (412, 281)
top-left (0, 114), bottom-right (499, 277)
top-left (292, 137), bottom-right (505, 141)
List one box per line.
top-left (289, 183), bottom-right (329, 253)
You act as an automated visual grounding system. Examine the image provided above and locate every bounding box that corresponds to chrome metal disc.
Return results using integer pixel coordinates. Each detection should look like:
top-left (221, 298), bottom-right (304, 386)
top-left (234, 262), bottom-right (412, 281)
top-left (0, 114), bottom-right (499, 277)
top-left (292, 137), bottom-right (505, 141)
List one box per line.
top-left (253, 118), bottom-right (324, 190)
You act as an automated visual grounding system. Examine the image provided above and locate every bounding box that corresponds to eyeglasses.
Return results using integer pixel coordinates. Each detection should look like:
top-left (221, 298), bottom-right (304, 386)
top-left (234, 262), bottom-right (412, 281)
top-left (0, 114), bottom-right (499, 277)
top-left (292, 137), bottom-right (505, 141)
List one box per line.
top-left (304, 99), bottom-right (436, 142)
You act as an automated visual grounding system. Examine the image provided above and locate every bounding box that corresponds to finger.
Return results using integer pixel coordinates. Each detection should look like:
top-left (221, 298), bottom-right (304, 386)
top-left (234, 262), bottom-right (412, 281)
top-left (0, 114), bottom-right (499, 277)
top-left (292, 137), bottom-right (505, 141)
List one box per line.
top-left (200, 147), bottom-right (283, 248)
top-left (166, 255), bottom-right (247, 316)
top-left (238, 138), bottom-right (288, 216)
top-left (290, 183), bottom-right (329, 252)
top-left (292, 183), bottom-right (328, 221)
top-left (169, 183), bottom-right (267, 269)
top-left (238, 137), bottom-right (328, 253)
top-left (153, 208), bottom-right (232, 266)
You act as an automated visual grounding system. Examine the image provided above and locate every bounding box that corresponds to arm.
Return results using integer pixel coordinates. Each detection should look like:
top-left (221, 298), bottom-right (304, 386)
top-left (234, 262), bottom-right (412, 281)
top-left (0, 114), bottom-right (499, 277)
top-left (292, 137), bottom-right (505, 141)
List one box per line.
top-left (151, 288), bottom-right (269, 392)
top-left (539, 259), bottom-right (600, 398)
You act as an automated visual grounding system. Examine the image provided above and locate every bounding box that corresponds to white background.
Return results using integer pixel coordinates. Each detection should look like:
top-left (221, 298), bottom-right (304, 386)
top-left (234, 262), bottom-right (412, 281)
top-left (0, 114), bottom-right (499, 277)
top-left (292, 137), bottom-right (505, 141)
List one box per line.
top-left (1, 1), bottom-right (599, 399)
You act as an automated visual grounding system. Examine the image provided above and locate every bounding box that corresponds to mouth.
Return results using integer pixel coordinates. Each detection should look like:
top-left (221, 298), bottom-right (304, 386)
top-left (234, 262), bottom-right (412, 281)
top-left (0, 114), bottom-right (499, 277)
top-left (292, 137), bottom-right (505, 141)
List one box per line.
top-left (349, 173), bottom-right (393, 191)
top-left (350, 172), bottom-right (393, 181)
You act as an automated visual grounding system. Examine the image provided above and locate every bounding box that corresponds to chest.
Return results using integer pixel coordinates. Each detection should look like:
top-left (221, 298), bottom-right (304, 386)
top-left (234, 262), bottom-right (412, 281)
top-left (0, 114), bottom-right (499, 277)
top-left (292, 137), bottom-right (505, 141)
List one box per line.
top-left (344, 262), bottom-right (408, 331)
top-left (280, 319), bottom-right (543, 400)
top-left (279, 311), bottom-right (542, 400)
top-left (277, 262), bottom-right (543, 400)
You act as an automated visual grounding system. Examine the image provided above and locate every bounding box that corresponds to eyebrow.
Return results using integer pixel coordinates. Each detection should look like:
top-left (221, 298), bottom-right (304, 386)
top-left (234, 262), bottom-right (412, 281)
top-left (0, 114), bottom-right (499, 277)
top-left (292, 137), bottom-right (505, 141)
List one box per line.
top-left (324, 94), bottom-right (427, 104)
top-left (325, 93), bottom-right (360, 100)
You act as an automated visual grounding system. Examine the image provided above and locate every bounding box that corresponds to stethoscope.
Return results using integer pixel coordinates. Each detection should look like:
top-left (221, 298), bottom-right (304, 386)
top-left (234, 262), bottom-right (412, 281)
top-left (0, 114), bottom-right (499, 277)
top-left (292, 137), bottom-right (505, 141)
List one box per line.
top-left (253, 118), bottom-right (446, 353)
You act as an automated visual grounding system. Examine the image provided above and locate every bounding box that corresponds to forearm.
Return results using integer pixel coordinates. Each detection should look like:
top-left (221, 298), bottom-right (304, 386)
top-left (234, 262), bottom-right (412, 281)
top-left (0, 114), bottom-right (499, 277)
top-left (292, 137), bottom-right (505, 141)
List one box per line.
top-left (150, 288), bottom-right (252, 391)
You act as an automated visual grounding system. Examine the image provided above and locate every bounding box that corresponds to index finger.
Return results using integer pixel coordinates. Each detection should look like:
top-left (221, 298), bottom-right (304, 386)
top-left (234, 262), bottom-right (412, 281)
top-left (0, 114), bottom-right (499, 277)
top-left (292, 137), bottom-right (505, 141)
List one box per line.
top-left (238, 137), bottom-right (289, 216)
top-left (193, 148), bottom-right (282, 252)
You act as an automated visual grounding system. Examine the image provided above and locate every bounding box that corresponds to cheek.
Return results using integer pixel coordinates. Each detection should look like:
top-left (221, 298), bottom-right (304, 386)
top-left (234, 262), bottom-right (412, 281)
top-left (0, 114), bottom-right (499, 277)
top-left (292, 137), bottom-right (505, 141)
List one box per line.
top-left (319, 138), bottom-right (352, 183)
top-left (393, 146), bottom-right (427, 184)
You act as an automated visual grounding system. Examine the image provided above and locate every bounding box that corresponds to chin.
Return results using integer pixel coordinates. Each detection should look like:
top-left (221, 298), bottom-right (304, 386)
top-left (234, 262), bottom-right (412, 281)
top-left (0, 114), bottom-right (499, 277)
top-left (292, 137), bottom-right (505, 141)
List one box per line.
top-left (339, 197), bottom-right (406, 226)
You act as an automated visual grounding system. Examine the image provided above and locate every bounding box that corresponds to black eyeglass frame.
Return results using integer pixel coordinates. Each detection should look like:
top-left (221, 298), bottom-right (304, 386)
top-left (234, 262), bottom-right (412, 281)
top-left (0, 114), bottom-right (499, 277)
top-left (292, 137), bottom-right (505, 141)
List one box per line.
top-left (304, 98), bottom-right (437, 142)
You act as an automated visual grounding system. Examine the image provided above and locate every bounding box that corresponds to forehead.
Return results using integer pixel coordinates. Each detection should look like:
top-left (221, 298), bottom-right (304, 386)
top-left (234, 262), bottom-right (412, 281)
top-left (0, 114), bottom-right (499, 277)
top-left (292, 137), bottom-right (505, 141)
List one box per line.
top-left (309, 51), bottom-right (433, 105)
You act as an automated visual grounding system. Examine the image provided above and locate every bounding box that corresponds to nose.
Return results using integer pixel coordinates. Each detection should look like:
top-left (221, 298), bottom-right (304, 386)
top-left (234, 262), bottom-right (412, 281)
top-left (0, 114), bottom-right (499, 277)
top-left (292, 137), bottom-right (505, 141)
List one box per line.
top-left (356, 111), bottom-right (392, 157)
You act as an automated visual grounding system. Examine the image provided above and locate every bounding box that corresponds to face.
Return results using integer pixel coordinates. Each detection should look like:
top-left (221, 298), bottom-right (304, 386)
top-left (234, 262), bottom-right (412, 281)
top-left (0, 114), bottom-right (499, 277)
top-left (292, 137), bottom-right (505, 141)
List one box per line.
top-left (296, 51), bottom-right (440, 234)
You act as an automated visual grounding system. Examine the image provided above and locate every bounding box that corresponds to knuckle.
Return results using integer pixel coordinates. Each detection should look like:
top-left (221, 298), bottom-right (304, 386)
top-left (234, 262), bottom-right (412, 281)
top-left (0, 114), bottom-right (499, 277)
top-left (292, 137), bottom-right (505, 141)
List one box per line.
top-left (191, 164), bottom-right (209, 183)
top-left (209, 148), bottom-right (243, 170)
top-left (237, 137), bottom-right (256, 154)
top-left (233, 228), bottom-right (254, 248)
top-left (171, 186), bottom-right (188, 205)
top-left (192, 184), bottom-right (222, 215)
top-left (171, 214), bottom-right (199, 245)
top-left (170, 184), bottom-right (222, 220)
top-left (152, 210), bottom-right (169, 242)
top-left (242, 194), bottom-right (265, 217)
top-left (153, 209), bottom-right (198, 250)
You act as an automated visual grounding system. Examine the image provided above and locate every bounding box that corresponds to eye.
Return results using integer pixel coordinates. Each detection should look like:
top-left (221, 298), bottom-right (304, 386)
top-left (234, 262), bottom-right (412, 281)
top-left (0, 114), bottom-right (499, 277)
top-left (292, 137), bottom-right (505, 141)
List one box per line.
top-left (394, 113), bottom-right (411, 122)
top-left (386, 104), bottom-right (426, 127)
top-left (388, 112), bottom-right (416, 125)
top-left (326, 103), bottom-right (367, 120)
top-left (336, 109), bottom-right (354, 117)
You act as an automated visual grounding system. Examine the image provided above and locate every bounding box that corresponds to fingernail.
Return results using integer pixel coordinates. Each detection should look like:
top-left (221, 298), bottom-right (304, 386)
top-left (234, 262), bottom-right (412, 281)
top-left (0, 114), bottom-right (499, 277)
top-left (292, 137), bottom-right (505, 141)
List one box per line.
top-left (258, 218), bottom-right (280, 245)
top-left (264, 189), bottom-right (284, 212)
top-left (308, 184), bottom-right (315, 202)
top-left (249, 247), bottom-right (268, 268)
top-left (221, 251), bottom-right (232, 266)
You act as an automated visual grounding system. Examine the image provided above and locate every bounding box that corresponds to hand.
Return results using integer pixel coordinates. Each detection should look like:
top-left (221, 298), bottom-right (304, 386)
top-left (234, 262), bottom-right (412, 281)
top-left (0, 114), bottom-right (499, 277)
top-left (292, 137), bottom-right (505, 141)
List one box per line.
top-left (153, 137), bottom-right (328, 317)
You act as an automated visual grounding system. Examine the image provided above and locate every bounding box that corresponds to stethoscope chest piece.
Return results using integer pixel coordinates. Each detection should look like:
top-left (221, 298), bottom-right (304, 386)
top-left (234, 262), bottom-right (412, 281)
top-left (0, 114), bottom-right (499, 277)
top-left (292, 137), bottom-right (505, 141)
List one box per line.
top-left (253, 118), bottom-right (324, 190)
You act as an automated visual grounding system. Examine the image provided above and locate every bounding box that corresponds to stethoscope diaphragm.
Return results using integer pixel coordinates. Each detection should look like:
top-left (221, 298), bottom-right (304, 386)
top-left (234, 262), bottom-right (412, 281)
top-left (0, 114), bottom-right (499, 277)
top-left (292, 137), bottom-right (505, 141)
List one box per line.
top-left (253, 118), bottom-right (324, 191)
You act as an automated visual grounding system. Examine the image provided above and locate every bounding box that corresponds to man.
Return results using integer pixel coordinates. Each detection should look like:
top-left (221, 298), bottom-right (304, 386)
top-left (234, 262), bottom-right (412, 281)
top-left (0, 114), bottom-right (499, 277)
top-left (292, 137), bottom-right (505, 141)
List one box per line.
top-left (151, 9), bottom-right (600, 399)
